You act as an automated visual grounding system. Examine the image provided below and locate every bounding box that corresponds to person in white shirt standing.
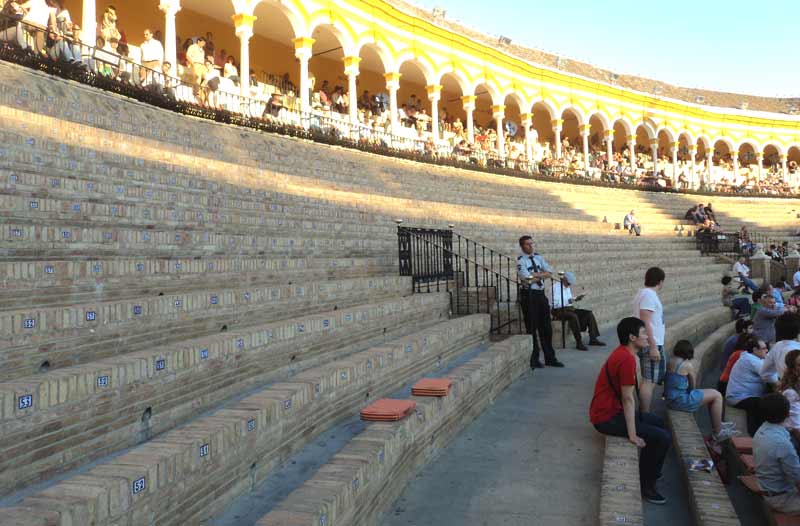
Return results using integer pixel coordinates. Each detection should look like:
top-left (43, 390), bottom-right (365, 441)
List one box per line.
top-left (551, 271), bottom-right (605, 350)
top-left (733, 255), bottom-right (759, 293)
top-left (139, 28), bottom-right (164, 84)
top-left (634, 267), bottom-right (667, 413)
top-left (760, 313), bottom-right (800, 388)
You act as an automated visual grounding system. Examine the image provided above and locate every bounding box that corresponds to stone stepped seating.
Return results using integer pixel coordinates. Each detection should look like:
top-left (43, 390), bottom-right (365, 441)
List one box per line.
top-left (0, 315), bottom-right (492, 524)
top-left (253, 336), bottom-right (529, 526)
top-left (0, 291), bottom-right (449, 493)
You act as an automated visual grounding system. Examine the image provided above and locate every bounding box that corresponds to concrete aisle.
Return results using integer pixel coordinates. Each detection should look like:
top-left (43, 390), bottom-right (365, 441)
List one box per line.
top-left (383, 308), bottom-right (704, 526)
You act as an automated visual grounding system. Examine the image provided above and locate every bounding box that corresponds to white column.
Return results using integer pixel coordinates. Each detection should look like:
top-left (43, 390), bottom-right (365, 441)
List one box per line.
top-left (671, 142), bottom-right (679, 185)
top-left (520, 113), bottom-right (533, 165)
top-left (688, 145), bottom-right (697, 188)
top-left (732, 152), bottom-right (739, 178)
top-left (159, 1), bottom-right (180, 77)
top-left (706, 153), bottom-right (714, 187)
top-left (493, 105), bottom-right (506, 159)
top-left (628, 135), bottom-right (637, 168)
top-left (293, 37), bottom-right (315, 113)
top-left (580, 125), bottom-right (590, 172)
top-left (82, 0), bottom-right (97, 46)
top-left (385, 72), bottom-right (401, 136)
top-left (782, 154), bottom-right (789, 183)
top-left (462, 96), bottom-right (476, 144)
top-left (605, 130), bottom-right (614, 166)
top-left (552, 119), bottom-right (563, 159)
top-left (233, 14), bottom-right (255, 98)
top-left (342, 56), bottom-right (361, 126)
top-left (757, 153), bottom-right (764, 181)
top-left (427, 85), bottom-right (442, 141)
top-left (650, 139), bottom-right (658, 176)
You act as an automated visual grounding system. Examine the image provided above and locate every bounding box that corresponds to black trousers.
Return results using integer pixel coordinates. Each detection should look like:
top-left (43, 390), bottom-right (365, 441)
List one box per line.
top-left (519, 288), bottom-right (556, 364)
top-left (735, 397), bottom-right (766, 436)
top-left (594, 411), bottom-right (672, 489)
top-left (552, 307), bottom-right (600, 344)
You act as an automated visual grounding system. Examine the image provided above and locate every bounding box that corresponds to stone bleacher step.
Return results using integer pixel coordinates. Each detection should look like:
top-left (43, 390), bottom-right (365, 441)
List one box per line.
top-left (253, 335), bottom-right (530, 526)
top-left (1, 315), bottom-right (493, 524)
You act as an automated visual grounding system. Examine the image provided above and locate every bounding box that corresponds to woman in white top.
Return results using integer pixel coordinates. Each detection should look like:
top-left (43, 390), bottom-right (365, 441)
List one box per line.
top-left (634, 267), bottom-right (666, 413)
top-left (20, 0), bottom-right (56, 53)
top-left (222, 55), bottom-right (239, 85)
top-left (780, 349), bottom-right (800, 451)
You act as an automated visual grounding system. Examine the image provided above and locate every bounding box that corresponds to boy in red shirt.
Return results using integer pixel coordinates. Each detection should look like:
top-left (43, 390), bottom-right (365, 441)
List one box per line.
top-left (590, 317), bottom-right (673, 504)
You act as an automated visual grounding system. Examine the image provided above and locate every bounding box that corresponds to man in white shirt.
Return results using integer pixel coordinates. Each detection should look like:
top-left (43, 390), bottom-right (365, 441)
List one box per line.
top-left (760, 312), bottom-right (800, 387)
top-left (733, 256), bottom-right (758, 293)
top-left (139, 28), bottom-right (164, 83)
top-left (551, 272), bottom-right (604, 350)
top-left (634, 267), bottom-right (666, 413)
top-left (623, 210), bottom-right (641, 236)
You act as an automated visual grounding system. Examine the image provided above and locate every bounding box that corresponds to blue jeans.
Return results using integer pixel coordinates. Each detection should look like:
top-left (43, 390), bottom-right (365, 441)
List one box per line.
top-left (594, 411), bottom-right (672, 488)
top-left (740, 276), bottom-right (758, 293)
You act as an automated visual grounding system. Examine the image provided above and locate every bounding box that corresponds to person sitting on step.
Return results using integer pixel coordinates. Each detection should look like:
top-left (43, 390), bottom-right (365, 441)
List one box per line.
top-left (664, 340), bottom-right (739, 442)
top-left (623, 210), bottom-right (641, 236)
top-left (550, 271), bottom-right (605, 350)
top-left (754, 392), bottom-right (800, 516)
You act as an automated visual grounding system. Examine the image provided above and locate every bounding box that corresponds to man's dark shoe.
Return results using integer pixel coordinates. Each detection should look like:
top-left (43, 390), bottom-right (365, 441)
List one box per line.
top-left (589, 339), bottom-right (606, 346)
top-left (531, 360), bottom-right (545, 369)
top-left (576, 342), bottom-right (588, 351)
top-left (642, 487), bottom-right (667, 505)
top-left (545, 360), bottom-right (565, 367)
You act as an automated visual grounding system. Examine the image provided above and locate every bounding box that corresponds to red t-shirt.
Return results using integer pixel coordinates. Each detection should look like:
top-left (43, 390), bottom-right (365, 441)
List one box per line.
top-left (590, 345), bottom-right (637, 425)
top-left (720, 350), bottom-right (744, 383)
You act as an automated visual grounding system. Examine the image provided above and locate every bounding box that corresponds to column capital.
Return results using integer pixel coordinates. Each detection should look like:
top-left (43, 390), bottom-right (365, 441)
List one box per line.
top-left (293, 36), bottom-right (315, 59)
top-left (491, 105), bottom-right (506, 118)
top-left (731, 151), bottom-right (739, 159)
top-left (551, 118), bottom-right (564, 129)
top-left (232, 13), bottom-right (257, 30)
top-left (579, 124), bottom-right (591, 135)
top-left (671, 141), bottom-right (680, 149)
top-left (342, 56), bottom-right (361, 76)
top-left (159, 0), bottom-right (182, 16)
top-left (461, 95), bottom-right (477, 105)
top-left (426, 84), bottom-right (443, 100)
top-left (756, 152), bottom-right (764, 159)
top-left (627, 135), bottom-right (636, 143)
top-left (604, 129), bottom-right (614, 137)
top-left (781, 154), bottom-right (788, 161)
top-left (519, 112), bottom-right (533, 124)
top-left (688, 144), bottom-right (697, 151)
top-left (649, 138), bottom-right (659, 147)
top-left (384, 73), bottom-right (401, 90)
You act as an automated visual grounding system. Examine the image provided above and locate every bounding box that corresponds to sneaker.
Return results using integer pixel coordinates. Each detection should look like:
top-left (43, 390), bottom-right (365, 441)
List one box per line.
top-left (545, 360), bottom-right (565, 367)
top-left (642, 487), bottom-right (667, 505)
top-left (712, 427), bottom-right (740, 442)
top-left (721, 421), bottom-right (737, 430)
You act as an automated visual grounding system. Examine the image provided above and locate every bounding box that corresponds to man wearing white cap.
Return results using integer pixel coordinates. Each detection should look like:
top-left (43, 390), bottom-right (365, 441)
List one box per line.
top-left (551, 271), bottom-right (605, 350)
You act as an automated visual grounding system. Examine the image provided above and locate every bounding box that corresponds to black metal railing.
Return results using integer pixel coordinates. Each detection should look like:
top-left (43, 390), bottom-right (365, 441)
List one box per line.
top-left (695, 231), bottom-right (741, 257)
top-left (398, 226), bottom-right (522, 335)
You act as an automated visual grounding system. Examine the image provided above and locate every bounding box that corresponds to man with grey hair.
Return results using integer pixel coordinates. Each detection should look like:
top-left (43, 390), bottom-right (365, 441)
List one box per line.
top-left (551, 271), bottom-right (605, 350)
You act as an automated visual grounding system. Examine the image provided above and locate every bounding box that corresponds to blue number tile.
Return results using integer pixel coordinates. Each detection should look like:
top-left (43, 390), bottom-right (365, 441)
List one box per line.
top-left (199, 349), bottom-right (208, 360)
top-left (29, 201), bottom-right (38, 209)
top-left (9, 174), bottom-right (17, 183)
top-left (155, 359), bottom-right (166, 371)
top-left (17, 394), bottom-right (33, 410)
top-left (236, 338), bottom-right (245, 349)
top-left (143, 232), bottom-right (150, 241)
top-left (405, 344), bottom-right (413, 354)
top-left (86, 182), bottom-right (94, 191)
top-left (314, 383), bottom-right (321, 394)
top-left (323, 319), bottom-right (330, 328)
top-left (340, 371), bottom-right (348, 381)
top-left (199, 443), bottom-right (209, 458)
top-left (92, 264), bottom-right (101, 273)
top-left (85, 311), bottom-right (97, 322)
top-left (62, 231), bottom-right (71, 239)
top-left (210, 295), bottom-right (218, 305)
top-left (11, 228), bottom-right (22, 237)
top-left (319, 515), bottom-right (328, 526)
top-left (283, 399), bottom-right (292, 410)
top-left (111, 207), bottom-right (118, 216)
top-left (297, 323), bottom-right (305, 333)
top-left (344, 314), bottom-right (353, 322)
top-left (136, 263), bottom-right (145, 272)
top-left (103, 232), bottom-right (113, 240)
top-left (132, 476), bottom-right (146, 495)
top-left (352, 478), bottom-right (360, 491)
top-left (71, 203), bottom-right (80, 212)
top-left (97, 375), bottom-right (109, 387)
top-left (247, 418), bottom-right (256, 432)
top-left (174, 299), bottom-right (182, 308)
top-left (44, 265), bottom-right (54, 274)
top-left (175, 263), bottom-right (182, 270)
top-left (23, 318), bottom-right (35, 329)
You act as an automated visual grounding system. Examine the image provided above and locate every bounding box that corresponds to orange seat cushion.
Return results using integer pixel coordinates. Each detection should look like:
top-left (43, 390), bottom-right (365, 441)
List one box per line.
top-left (412, 378), bottom-right (453, 397)
top-left (740, 454), bottom-right (756, 473)
top-left (732, 436), bottom-right (753, 454)
top-left (360, 399), bottom-right (416, 421)
top-left (739, 475), bottom-right (764, 496)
